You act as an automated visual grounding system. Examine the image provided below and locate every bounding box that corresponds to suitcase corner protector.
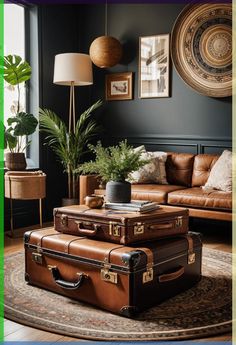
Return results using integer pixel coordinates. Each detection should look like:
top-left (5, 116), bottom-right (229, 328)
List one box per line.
top-left (121, 250), bottom-right (142, 267)
top-left (53, 208), bottom-right (59, 216)
top-left (24, 231), bottom-right (31, 243)
top-left (25, 272), bottom-right (30, 283)
top-left (120, 305), bottom-right (138, 318)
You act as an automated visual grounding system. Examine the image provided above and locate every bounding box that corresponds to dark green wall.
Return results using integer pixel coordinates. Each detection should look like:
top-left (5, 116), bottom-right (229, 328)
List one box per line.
top-left (80, 4), bottom-right (232, 153)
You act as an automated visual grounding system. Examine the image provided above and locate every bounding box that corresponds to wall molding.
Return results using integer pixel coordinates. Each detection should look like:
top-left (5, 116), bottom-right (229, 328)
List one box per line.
top-left (110, 134), bottom-right (232, 142)
top-left (108, 134), bottom-right (232, 155)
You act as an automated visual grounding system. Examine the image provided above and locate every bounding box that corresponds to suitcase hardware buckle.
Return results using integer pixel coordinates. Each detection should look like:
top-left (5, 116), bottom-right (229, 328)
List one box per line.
top-left (134, 222), bottom-right (145, 235)
top-left (143, 266), bottom-right (154, 284)
top-left (61, 214), bottom-right (68, 227)
top-left (188, 251), bottom-right (196, 264)
top-left (175, 216), bottom-right (183, 228)
top-left (101, 264), bottom-right (118, 284)
top-left (32, 252), bottom-right (43, 264)
top-left (109, 222), bottom-right (121, 237)
top-left (47, 265), bottom-right (57, 270)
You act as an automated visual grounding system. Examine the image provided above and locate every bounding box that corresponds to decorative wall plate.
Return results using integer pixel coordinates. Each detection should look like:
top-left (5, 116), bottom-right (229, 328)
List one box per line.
top-left (171, 4), bottom-right (232, 97)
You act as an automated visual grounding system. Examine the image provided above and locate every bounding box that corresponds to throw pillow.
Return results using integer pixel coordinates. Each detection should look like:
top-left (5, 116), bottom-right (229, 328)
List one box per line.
top-left (203, 150), bottom-right (232, 192)
top-left (130, 151), bottom-right (168, 184)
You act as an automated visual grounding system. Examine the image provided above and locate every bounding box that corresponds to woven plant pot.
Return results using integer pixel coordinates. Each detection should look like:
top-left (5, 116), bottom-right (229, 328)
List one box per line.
top-left (5, 171), bottom-right (46, 200)
top-left (5, 152), bottom-right (27, 171)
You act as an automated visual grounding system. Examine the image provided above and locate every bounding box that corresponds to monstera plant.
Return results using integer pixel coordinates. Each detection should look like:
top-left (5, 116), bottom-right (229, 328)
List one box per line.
top-left (2, 55), bottom-right (38, 170)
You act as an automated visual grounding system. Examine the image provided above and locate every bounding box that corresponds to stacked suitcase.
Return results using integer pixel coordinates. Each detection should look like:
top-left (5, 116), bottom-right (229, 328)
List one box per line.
top-left (24, 204), bottom-right (202, 317)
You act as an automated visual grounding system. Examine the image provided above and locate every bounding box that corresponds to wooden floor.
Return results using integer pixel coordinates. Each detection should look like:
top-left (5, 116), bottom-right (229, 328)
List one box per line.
top-left (4, 220), bottom-right (232, 342)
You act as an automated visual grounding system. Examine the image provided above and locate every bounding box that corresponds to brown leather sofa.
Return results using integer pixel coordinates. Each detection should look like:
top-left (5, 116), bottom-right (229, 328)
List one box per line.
top-left (80, 152), bottom-right (232, 222)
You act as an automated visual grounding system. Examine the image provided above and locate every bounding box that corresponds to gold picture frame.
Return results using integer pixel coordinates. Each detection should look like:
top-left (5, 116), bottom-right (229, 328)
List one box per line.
top-left (139, 34), bottom-right (170, 98)
top-left (105, 72), bottom-right (133, 101)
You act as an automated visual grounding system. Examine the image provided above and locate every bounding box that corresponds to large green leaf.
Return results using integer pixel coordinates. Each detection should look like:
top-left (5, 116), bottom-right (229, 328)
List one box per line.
top-left (2, 55), bottom-right (31, 85)
top-left (7, 112), bottom-right (38, 136)
top-left (4, 127), bottom-right (17, 150)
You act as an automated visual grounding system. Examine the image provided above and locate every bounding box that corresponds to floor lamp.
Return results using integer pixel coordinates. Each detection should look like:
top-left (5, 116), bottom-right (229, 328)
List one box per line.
top-left (53, 53), bottom-right (93, 133)
top-left (53, 53), bottom-right (93, 200)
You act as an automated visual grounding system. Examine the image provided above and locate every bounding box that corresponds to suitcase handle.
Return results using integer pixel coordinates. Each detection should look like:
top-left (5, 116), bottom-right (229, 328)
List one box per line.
top-left (48, 266), bottom-right (88, 290)
top-left (148, 222), bottom-right (173, 230)
top-left (158, 266), bottom-right (184, 283)
top-left (75, 221), bottom-right (101, 235)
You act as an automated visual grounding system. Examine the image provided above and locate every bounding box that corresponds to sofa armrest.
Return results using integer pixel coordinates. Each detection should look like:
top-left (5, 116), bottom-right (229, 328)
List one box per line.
top-left (79, 175), bottom-right (100, 204)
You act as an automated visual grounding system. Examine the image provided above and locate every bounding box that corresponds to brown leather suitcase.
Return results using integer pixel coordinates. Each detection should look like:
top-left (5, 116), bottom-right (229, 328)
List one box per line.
top-left (24, 227), bottom-right (202, 317)
top-left (53, 205), bottom-right (189, 244)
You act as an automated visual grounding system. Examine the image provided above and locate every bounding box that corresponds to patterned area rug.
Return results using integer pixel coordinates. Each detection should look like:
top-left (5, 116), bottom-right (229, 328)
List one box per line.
top-left (4, 248), bottom-right (231, 341)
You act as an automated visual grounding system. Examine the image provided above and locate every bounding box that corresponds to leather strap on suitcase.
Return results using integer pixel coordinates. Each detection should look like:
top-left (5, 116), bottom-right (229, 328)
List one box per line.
top-left (180, 233), bottom-right (196, 264)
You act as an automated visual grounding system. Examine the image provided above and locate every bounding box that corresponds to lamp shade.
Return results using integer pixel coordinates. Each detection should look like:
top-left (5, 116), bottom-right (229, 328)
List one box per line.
top-left (89, 36), bottom-right (123, 68)
top-left (53, 53), bottom-right (93, 86)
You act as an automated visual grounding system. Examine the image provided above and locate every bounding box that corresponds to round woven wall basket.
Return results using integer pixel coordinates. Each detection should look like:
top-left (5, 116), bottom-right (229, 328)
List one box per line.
top-left (171, 3), bottom-right (232, 98)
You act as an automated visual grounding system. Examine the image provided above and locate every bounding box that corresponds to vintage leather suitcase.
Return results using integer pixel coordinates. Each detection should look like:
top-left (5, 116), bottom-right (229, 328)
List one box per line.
top-left (24, 228), bottom-right (202, 317)
top-left (53, 205), bottom-right (189, 244)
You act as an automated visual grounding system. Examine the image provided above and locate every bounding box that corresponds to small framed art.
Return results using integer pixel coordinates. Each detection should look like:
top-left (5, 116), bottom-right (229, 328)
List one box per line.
top-left (139, 34), bottom-right (170, 98)
top-left (105, 72), bottom-right (133, 101)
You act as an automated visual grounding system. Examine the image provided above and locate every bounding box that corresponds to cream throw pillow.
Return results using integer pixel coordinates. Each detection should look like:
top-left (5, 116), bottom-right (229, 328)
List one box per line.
top-left (130, 150), bottom-right (168, 184)
top-left (203, 150), bottom-right (232, 192)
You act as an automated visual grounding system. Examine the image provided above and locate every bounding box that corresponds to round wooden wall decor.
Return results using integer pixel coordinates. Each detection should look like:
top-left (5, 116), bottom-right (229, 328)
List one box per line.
top-left (171, 4), bottom-right (232, 98)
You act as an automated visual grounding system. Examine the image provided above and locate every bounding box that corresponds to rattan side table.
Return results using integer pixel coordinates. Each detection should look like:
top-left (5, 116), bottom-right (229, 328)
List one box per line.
top-left (5, 171), bottom-right (46, 237)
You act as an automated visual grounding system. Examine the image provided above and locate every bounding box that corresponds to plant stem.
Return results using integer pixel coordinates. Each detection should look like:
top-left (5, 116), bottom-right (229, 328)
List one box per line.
top-left (68, 165), bottom-right (72, 199)
top-left (72, 172), bottom-right (76, 199)
top-left (18, 136), bottom-right (22, 152)
top-left (17, 83), bottom-right (20, 113)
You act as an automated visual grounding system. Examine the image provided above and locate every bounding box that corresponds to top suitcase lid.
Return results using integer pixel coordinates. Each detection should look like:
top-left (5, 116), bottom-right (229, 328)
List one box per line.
top-left (53, 204), bottom-right (189, 225)
top-left (24, 228), bottom-right (201, 274)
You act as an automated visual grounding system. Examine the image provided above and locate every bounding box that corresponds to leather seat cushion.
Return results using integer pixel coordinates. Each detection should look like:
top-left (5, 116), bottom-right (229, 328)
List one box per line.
top-left (131, 184), bottom-right (187, 204)
top-left (168, 187), bottom-right (232, 210)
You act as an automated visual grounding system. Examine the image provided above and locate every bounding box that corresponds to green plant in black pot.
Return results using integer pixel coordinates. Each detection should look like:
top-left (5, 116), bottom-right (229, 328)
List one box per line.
top-left (2, 55), bottom-right (38, 170)
top-left (78, 140), bottom-right (149, 203)
top-left (39, 100), bottom-right (103, 205)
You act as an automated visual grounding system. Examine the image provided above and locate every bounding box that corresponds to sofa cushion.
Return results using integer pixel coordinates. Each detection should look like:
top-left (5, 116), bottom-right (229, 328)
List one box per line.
top-left (130, 151), bottom-right (168, 184)
top-left (192, 154), bottom-right (219, 187)
top-left (166, 153), bottom-right (195, 187)
top-left (203, 150), bottom-right (232, 192)
top-left (131, 184), bottom-right (187, 204)
top-left (168, 187), bottom-right (232, 211)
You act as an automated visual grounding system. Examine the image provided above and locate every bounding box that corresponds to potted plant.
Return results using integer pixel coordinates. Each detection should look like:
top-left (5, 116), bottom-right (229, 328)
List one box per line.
top-left (2, 55), bottom-right (38, 170)
top-left (78, 140), bottom-right (149, 203)
top-left (39, 100), bottom-right (103, 205)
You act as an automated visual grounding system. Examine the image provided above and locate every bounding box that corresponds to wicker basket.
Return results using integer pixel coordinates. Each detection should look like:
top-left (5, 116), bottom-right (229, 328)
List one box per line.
top-left (5, 171), bottom-right (46, 200)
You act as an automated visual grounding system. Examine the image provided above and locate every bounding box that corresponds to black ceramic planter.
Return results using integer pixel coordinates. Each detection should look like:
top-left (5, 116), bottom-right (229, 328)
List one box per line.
top-left (106, 180), bottom-right (131, 203)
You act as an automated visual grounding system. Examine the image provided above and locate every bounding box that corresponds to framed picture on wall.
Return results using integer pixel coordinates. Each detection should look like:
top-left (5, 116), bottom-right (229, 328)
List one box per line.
top-left (139, 34), bottom-right (170, 98)
top-left (105, 72), bottom-right (133, 101)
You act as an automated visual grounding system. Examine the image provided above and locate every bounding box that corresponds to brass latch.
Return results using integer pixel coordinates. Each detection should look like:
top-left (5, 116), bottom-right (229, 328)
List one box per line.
top-left (188, 251), bottom-right (196, 264)
top-left (61, 214), bottom-right (68, 227)
top-left (47, 265), bottom-right (57, 270)
top-left (143, 266), bottom-right (154, 284)
top-left (109, 221), bottom-right (121, 237)
top-left (175, 216), bottom-right (183, 227)
top-left (101, 263), bottom-right (118, 284)
top-left (134, 222), bottom-right (145, 235)
top-left (32, 252), bottom-right (43, 264)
